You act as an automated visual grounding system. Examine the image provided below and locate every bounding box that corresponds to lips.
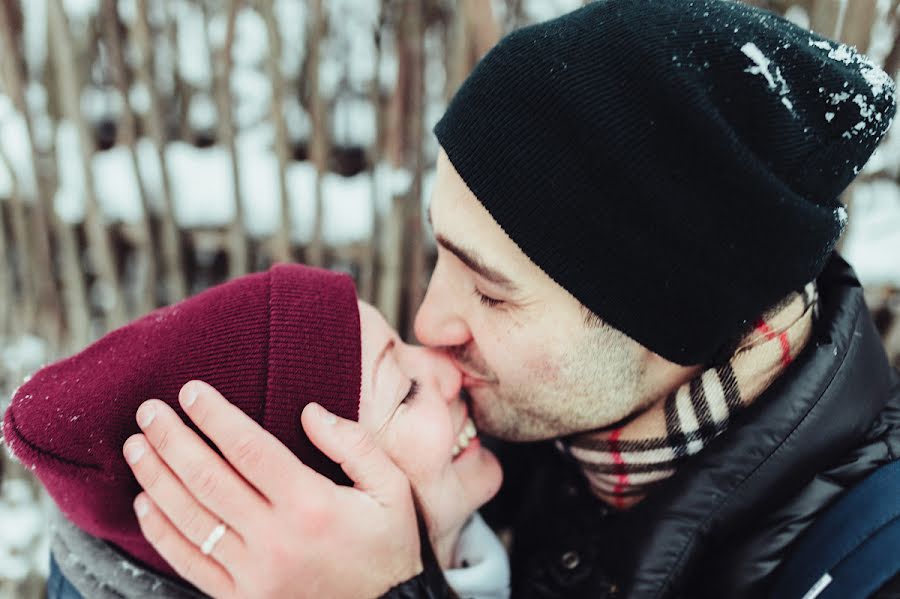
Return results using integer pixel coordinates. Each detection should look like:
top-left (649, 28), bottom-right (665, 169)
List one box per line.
top-left (462, 374), bottom-right (492, 388)
top-left (453, 361), bottom-right (495, 387)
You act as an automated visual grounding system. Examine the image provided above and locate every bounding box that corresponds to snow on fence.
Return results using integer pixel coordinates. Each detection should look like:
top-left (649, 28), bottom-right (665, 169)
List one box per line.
top-left (0, 0), bottom-right (899, 596)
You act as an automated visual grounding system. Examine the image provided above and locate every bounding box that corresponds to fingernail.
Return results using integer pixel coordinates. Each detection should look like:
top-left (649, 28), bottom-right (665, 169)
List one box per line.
top-left (137, 404), bottom-right (156, 428)
top-left (134, 495), bottom-right (149, 518)
top-left (182, 383), bottom-right (199, 408)
top-left (125, 441), bottom-right (146, 465)
top-left (314, 403), bottom-right (337, 425)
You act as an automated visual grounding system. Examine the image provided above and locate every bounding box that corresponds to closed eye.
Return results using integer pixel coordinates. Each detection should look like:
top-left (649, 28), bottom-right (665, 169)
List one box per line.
top-left (474, 288), bottom-right (503, 308)
top-left (402, 379), bottom-right (420, 404)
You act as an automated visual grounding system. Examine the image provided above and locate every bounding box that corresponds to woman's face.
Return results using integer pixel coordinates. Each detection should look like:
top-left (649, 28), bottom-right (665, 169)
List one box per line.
top-left (357, 301), bottom-right (503, 547)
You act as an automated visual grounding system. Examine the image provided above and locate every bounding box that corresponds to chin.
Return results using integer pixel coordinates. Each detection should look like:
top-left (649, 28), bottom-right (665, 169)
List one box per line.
top-left (471, 396), bottom-right (564, 442)
top-left (454, 443), bottom-right (504, 509)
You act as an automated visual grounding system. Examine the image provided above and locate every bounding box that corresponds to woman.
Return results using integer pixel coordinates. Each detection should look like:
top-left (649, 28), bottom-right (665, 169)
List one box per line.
top-left (2, 264), bottom-right (508, 598)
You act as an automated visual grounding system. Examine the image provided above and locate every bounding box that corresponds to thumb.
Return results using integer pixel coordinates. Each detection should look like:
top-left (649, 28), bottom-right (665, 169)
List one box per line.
top-left (301, 403), bottom-right (407, 502)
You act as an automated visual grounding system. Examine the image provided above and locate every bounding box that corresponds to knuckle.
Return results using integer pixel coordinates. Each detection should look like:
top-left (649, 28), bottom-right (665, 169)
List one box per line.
top-left (385, 467), bottom-right (409, 492)
top-left (296, 496), bottom-right (335, 536)
top-left (142, 463), bottom-right (164, 492)
top-left (232, 435), bottom-right (263, 471)
top-left (140, 512), bottom-right (166, 545)
top-left (154, 427), bottom-right (171, 454)
top-left (179, 553), bottom-right (199, 581)
top-left (179, 504), bottom-right (205, 541)
top-left (190, 401), bottom-right (212, 431)
top-left (192, 466), bottom-right (219, 502)
top-left (349, 429), bottom-right (378, 460)
top-left (263, 538), bottom-right (297, 578)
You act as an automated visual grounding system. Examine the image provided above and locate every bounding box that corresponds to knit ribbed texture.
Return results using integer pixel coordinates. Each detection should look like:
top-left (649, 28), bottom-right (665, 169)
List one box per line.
top-left (2, 264), bottom-right (361, 580)
top-left (435, 0), bottom-right (896, 365)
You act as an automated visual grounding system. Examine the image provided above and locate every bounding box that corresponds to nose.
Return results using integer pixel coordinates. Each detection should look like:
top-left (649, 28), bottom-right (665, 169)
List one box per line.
top-left (427, 348), bottom-right (464, 402)
top-left (399, 342), bottom-right (463, 402)
top-left (414, 268), bottom-right (471, 348)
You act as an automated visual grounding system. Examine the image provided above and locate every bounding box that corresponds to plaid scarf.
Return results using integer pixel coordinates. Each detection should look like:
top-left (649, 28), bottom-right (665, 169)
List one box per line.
top-left (559, 283), bottom-right (818, 509)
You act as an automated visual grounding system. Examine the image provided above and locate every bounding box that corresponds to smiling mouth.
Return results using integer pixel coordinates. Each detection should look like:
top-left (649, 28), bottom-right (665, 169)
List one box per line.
top-left (452, 416), bottom-right (478, 458)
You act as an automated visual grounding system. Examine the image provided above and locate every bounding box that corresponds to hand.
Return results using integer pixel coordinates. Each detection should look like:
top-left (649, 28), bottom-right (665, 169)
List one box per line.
top-left (123, 380), bottom-right (422, 599)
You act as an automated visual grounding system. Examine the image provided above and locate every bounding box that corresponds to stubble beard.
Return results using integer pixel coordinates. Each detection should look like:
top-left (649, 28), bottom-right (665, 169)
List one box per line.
top-left (466, 325), bottom-right (650, 442)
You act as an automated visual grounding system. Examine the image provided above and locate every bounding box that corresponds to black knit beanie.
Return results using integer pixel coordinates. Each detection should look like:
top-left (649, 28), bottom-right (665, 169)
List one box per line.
top-left (434, 0), bottom-right (896, 366)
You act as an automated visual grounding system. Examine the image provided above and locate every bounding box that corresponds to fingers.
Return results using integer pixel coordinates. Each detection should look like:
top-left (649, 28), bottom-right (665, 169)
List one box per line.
top-left (134, 493), bottom-right (236, 599)
top-left (124, 434), bottom-right (246, 565)
top-left (301, 403), bottom-right (407, 503)
top-left (133, 399), bottom-right (267, 531)
top-left (175, 380), bottom-right (332, 500)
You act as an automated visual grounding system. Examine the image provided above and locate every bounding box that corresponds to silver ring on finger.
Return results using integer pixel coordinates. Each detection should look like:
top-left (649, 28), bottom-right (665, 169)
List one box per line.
top-left (200, 522), bottom-right (227, 556)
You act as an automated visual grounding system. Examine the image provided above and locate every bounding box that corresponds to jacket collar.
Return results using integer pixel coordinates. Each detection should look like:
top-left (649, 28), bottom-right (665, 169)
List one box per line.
top-left (622, 255), bottom-right (896, 598)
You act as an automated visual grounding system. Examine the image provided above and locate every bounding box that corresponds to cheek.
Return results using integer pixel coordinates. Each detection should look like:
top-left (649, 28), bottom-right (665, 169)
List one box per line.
top-left (383, 411), bottom-right (453, 483)
top-left (523, 353), bottom-right (562, 383)
top-left (485, 327), bottom-right (562, 383)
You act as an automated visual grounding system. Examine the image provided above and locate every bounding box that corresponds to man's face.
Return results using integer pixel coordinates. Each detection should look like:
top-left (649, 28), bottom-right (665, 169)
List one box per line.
top-left (414, 152), bottom-right (658, 442)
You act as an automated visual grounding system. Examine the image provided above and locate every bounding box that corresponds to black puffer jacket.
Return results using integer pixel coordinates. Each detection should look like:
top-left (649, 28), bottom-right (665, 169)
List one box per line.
top-left (388, 257), bottom-right (900, 598)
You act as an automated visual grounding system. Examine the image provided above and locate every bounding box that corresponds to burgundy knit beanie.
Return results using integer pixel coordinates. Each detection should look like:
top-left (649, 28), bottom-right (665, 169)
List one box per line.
top-left (2, 264), bottom-right (361, 579)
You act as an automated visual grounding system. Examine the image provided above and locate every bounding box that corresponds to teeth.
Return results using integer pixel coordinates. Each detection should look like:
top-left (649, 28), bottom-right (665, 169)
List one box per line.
top-left (452, 417), bottom-right (478, 458)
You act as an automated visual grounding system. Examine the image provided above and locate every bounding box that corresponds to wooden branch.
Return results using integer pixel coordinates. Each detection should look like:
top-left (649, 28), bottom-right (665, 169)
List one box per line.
top-left (0, 167), bottom-right (9, 340)
top-left (377, 0), bottom-right (426, 334)
top-left (101, 0), bottom-right (157, 314)
top-left (361, 0), bottom-right (387, 303)
top-left (882, 9), bottom-right (900, 76)
top-left (833, 0), bottom-right (849, 39)
top-left (207, 0), bottom-right (249, 277)
top-left (0, 121), bottom-right (35, 335)
top-left (306, 0), bottom-right (328, 267)
top-left (48, 0), bottom-right (127, 329)
top-left (134, 0), bottom-right (187, 301)
top-left (259, 0), bottom-right (294, 264)
top-left (401, 0), bottom-right (426, 340)
top-left (0, 1), bottom-right (75, 349)
top-left (447, 0), bottom-right (500, 98)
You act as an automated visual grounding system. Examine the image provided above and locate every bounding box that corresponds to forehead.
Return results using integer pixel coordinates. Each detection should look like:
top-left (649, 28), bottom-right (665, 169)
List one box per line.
top-left (357, 301), bottom-right (395, 418)
top-left (359, 301), bottom-right (392, 356)
top-left (431, 151), bottom-right (537, 280)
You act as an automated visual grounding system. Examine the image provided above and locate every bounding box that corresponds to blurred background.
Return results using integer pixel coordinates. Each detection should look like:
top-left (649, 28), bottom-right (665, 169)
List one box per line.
top-left (0, 0), bottom-right (898, 596)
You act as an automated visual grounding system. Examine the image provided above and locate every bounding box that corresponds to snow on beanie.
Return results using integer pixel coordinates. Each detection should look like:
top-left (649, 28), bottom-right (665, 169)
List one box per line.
top-left (434, 0), bottom-right (896, 365)
top-left (2, 264), bottom-right (361, 579)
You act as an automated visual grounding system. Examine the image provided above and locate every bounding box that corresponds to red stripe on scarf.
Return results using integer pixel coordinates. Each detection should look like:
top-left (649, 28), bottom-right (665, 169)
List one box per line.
top-left (609, 428), bottom-right (628, 509)
top-left (754, 319), bottom-right (792, 367)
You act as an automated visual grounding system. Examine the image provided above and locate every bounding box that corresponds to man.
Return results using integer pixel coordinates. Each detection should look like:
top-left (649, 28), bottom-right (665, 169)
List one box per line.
top-left (124, 1), bottom-right (900, 597)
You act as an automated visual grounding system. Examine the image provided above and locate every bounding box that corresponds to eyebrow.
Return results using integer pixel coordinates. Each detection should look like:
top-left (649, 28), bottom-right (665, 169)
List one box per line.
top-left (428, 204), bottom-right (518, 291)
top-left (435, 234), bottom-right (519, 291)
top-left (372, 339), bottom-right (395, 390)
